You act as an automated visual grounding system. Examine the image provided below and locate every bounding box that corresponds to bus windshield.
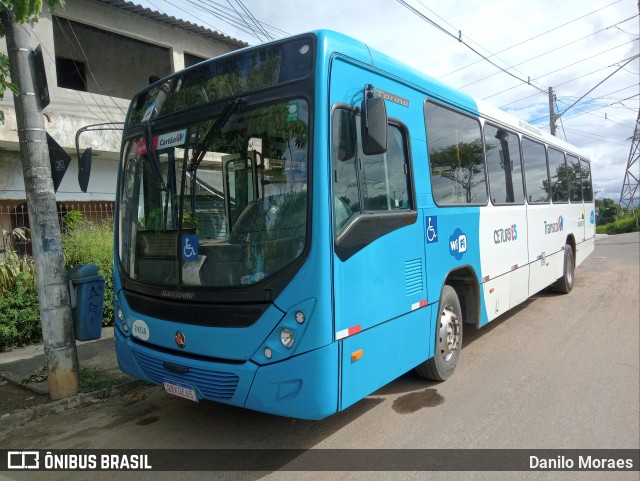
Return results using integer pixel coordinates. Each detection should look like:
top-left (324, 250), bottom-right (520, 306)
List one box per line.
top-left (118, 98), bottom-right (309, 288)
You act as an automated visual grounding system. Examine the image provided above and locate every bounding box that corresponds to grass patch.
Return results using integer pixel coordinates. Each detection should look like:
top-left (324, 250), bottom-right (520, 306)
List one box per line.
top-left (79, 367), bottom-right (119, 392)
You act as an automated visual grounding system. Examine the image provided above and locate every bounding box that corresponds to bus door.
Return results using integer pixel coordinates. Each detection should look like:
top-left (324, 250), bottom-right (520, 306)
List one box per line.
top-left (329, 59), bottom-right (427, 410)
top-left (567, 155), bottom-right (586, 243)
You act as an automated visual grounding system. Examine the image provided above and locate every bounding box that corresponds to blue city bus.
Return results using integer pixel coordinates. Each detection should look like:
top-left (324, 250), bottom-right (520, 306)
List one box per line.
top-left (111, 30), bottom-right (595, 419)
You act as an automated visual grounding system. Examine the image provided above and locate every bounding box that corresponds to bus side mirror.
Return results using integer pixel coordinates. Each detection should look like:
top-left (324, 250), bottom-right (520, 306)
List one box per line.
top-left (78, 148), bottom-right (92, 193)
top-left (361, 84), bottom-right (388, 156)
top-left (74, 122), bottom-right (124, 193)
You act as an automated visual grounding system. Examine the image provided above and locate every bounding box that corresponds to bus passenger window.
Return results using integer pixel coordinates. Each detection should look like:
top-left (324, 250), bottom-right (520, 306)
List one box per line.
top-left (548, 148), bottom-right (569, 203)
top-left (484, 124), bottom-right (524, 204)
top-left (580, 159), bottom-right (593, 201)
top-left (568, 155), bottom-right (582, 202)
top-left (425, 101), bottom-right (487, 205)
top-left (522, 138), bottom-right (550, 203)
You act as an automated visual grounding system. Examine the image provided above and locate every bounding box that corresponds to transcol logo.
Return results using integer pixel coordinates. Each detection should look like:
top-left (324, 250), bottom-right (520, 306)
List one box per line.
top-left (544, 216), bottom-right (564, 234)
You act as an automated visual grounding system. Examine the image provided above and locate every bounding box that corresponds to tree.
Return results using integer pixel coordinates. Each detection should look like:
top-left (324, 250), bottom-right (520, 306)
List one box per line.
top-left (1, 1), bottom-right (79, 400)
top-left (595, 198), bottom-right (622, 225)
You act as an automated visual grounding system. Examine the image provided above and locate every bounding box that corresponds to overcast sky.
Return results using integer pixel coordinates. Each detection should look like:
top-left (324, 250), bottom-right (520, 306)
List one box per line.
top-left (137, 0), bottom-right (639, 201)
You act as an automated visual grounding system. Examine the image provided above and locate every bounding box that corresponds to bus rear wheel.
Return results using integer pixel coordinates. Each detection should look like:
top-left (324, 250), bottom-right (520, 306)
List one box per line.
top-left (553, 244), bottom-right (574, 294)
top-left (415, 285), bottom-right (462, 381)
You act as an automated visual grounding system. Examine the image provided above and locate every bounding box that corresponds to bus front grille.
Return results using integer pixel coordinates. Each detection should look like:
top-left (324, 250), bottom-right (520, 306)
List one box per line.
top-left (124, 290), bottom-right (267, 328)
top-left (133, 351), bottom-right (240, 400)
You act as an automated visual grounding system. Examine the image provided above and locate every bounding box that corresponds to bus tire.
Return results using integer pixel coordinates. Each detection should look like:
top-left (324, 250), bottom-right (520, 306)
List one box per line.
top-left (553, 244), bottom-right (574, 294)
top-left (415, 285), bottom-right (463, 381)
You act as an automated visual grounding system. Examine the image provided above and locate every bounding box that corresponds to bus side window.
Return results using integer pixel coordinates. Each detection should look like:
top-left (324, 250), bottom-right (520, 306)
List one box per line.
top-left (522, 138), bottom-right (550, 204)
top-left (425, 101), bottom-right (487, 205)
top-left (580, 159), bottom-right (593, 202)
top-left (548, 148), bottom-right (569, 203)
top-left (484, 124), bottom-right (525, 204)
top-left (568, 155), bottom-right (582, 202)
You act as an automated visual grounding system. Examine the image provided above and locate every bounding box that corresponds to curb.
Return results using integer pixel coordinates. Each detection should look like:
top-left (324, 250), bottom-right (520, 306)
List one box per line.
top-left (0, 379), bottom-right (149, 430)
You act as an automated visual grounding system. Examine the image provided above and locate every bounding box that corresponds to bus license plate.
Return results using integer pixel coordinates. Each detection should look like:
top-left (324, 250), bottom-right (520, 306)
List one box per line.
top-left (163, 379), bottom-right (198, 402)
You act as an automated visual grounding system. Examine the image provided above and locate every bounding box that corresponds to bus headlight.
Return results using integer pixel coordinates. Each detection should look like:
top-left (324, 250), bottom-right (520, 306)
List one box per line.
top-left (295, 311), bottom-right (305, 324)
top-left (280, 328), bottom-right (294, 348)
top-left (117, 308), bottom-right (124, 322)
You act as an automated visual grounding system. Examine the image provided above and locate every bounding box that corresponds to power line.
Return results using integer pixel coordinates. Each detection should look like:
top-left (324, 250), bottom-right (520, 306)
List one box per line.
top-left (485, 44), bottom-right (638, 102)
top-left (196, 0), bottom-right (288, 41)
top-left (65, 19), bottom-right (127, 117)
top-left (563, 128), bottom-right (632, 143)
top-left (235, 0), bottom-right (274, 41)
top-left (410, 0), bottom-right (541, 88)
top-left (554, 55), bottom-right (640, 121)
top-left (27, 25), bottom-right (109, 124)
top-left (394, 0), bottom-right (547, 96)
top-left (225, 0), bottom-right (265, 42)
top-left (53, 17), bottom-right (122, 125)
top-left (457, 15), bottom-right (639, 90)
top-left (562, 85), bottom-right (640, 102)
top-left (439, 0), bottom-right (625, 80)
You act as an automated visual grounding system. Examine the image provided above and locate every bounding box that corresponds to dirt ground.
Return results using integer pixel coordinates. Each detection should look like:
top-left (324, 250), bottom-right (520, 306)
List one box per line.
top-left (0, 379), bottom-right (49, 415)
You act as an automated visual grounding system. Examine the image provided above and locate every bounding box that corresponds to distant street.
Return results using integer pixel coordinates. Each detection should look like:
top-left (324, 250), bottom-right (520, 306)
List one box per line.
top-left (1, 232), bottom-right (638, 481)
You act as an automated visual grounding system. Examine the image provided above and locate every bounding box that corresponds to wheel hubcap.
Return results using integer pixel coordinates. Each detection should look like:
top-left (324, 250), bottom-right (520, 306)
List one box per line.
top-left (439, 304), bottom-right (461, 362)
top-left (567, 253), bottom-right (574, 287)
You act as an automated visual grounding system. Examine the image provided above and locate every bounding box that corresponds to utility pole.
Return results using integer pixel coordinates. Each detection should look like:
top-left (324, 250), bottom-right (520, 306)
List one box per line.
top-left (1, 9), bottom-right (79, 399)
top-left (548, 87), bottom-right (557, 137)
top-left (619, 111), bottom-right (639, 213)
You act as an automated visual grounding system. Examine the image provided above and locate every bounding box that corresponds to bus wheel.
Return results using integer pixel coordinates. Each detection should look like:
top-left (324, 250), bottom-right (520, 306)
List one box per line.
top-left (415, 285), bottom-right (462, 381)
top-left (553, 244), bottom-right (574, 294)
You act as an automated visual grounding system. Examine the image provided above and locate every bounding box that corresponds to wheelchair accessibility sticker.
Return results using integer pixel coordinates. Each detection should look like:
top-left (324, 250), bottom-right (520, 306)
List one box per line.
top-left (181, 234), bottom-right (199, 261)
top-left (426, 216), bottom-right (438, 243)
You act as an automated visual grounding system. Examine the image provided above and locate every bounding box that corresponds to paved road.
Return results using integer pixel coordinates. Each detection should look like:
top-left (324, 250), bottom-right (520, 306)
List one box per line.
top-left (1, 233), bottom-right (638, 481)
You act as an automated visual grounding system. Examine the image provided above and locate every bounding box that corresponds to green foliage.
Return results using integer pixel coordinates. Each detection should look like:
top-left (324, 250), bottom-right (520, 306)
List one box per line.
top-left (0, 272), bottom-right (41, 351)
top-left (138, 208), bottom-right (196, 232)
top-left (0, 249), bottom-right (35, 293)
top-left (595, 198), bottom-right (624, 225)
top-left (596, 214), bottom-right (639, 235)
top-left (0, 1), bottom-right (65, 26)
top-left (62, 219), bottom-right (114, 326)
top-left (0, 227), bottom-right (38, 350)
top-left (61, 209), bottom-right (84, 231)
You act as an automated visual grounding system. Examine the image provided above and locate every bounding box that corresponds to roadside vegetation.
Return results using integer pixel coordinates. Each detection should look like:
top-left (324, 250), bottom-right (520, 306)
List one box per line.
top-left (595, 198), bottom-right (639, 235)
top-left (0, 213), bottom-right (114, 351)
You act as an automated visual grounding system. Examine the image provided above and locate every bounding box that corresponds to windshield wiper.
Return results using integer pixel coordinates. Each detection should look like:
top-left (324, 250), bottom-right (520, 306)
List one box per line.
top-left (187, 97), bottom-right (244, 210)
top-left (188, 97), bottom-right (245, 173)
top-left (142, 122), bottom-right (167, 192)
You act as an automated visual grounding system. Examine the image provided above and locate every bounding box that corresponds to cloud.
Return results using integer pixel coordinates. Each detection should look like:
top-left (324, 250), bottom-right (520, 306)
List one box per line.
top-left (139, 0), bottom-right (639, 201)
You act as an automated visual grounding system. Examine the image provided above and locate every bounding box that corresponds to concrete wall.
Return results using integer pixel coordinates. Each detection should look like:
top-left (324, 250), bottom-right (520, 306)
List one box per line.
top-left (0, 0), bottom-right (241, 202)
top-left (52, 17), bottom-right (173, 99)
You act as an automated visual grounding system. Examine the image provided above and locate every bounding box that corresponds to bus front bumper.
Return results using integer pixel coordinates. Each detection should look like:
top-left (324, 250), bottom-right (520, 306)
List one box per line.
top-left (115, 327), bottom-right (338, 420)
